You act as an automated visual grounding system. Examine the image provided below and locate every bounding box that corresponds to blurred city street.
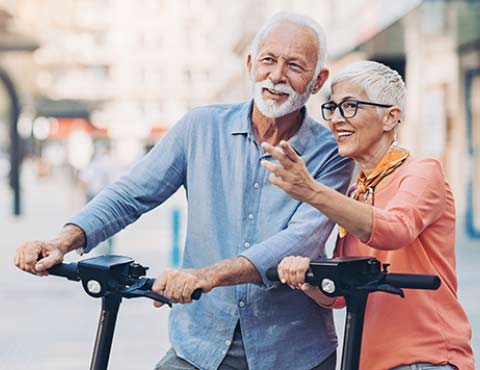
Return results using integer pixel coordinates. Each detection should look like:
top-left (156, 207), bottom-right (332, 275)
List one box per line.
top-left (1, 161), bottom-right (185, 370)
top-left (0, 1), bottom-right (479, 369)
top-left (1, 161), bottom-right (479, 370)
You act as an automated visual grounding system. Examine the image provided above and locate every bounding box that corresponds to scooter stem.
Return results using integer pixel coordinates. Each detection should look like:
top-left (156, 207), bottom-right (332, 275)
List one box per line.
top-left (90, 294), bottom-right (122, 370)
top-left (341, 293), bottom-right (368, 370)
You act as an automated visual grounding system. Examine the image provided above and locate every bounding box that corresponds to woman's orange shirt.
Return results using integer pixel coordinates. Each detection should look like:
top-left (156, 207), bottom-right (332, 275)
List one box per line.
top-left (335, 157), bottom-right (474, 370)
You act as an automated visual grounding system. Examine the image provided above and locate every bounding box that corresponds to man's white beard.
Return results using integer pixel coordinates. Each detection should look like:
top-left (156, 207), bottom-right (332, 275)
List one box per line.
top-left (252, 75), bottom-right (315, 118)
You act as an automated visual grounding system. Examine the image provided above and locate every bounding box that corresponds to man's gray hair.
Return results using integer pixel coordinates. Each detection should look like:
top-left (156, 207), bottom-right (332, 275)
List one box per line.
top-left (250, 12), bottom-right (327, 79)
top-left (331, 61), bottom-right (406, 119)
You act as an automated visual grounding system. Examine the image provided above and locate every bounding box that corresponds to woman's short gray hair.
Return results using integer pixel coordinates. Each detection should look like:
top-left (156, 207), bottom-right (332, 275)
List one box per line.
top-left (331, 60), bottom-right (406, 119)
top-left (250, 12), bottom-right (327, 79)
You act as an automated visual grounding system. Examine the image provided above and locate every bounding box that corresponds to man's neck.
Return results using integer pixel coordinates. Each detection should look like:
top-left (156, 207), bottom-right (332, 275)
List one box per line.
top-left (251, 104), bottom-right (304, 146)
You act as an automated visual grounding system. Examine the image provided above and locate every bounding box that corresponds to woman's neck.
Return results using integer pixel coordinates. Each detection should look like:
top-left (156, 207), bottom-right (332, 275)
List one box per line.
top-left (357, 140), bottom-right (394, 177)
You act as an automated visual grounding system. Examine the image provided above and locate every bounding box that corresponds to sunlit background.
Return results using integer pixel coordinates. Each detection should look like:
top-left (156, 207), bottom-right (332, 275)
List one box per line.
top-left (1, 1), bottom-right (479, 369)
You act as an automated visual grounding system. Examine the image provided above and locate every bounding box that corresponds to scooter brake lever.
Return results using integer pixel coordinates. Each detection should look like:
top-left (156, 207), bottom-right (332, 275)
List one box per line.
top-left (140, 291), bottom-right (173, 307)
top-left (375, 284), bottom-right (405, 298)
top-left (119, 286), bottom-right (173, 307)
top-left (118, 279), bottom-right (173, 307)
top-left (354, 282), bottom-right (404, 298)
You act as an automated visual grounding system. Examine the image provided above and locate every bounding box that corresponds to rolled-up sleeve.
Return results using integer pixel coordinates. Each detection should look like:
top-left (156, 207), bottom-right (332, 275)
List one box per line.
top-left (241, 154), bottom-right (354, 288)
top-left (68, 114), bottom-right (190, 252)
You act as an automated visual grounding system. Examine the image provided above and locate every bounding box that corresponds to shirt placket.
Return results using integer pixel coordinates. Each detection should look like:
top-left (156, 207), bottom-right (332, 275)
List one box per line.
top-left (237, 138), bottom-right (265, 313)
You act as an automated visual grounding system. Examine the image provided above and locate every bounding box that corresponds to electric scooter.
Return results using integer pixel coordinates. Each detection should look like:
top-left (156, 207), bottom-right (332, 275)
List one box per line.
top-left (47, 255), bottom-right (201, 370)
top-left (46, 255), bottom-right (440, 370)
top-left (267, 256), bottom-right (441, 370)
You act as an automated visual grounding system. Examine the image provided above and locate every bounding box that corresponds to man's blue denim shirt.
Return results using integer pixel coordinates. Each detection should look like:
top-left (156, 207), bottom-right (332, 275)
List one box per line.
top-left (69, 101), bottom-right (354, 370)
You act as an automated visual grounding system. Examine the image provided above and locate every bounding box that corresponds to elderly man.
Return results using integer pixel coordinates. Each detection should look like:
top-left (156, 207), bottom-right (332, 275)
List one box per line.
top-left (15, 13), bottom-right (353, 370)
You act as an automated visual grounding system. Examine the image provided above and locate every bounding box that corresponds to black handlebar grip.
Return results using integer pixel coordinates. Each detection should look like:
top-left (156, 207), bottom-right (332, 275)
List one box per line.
top-left (266, 267), bottom-right (316, 286)
top-left (304, 272), bottom-right (316, 286)
top-left (191, 288), bottom-right (202, 300)
top-left (48, 262), bottom-right (80, 281)
top-left (267, 267), bottom-right (279, 282)
top-left (144, 278), bottom-right (202, 300)
top-left (384, 273), bottom-right (441, 290)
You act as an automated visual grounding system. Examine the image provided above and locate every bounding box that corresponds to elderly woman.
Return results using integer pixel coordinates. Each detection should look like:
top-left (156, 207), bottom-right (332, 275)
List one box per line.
top-left (261, 61), bottom-right (474, 370)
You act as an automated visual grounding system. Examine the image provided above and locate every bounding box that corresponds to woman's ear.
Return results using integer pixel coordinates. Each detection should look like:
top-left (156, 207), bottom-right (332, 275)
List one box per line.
top-left (383, 107), bottom-right (401, 132)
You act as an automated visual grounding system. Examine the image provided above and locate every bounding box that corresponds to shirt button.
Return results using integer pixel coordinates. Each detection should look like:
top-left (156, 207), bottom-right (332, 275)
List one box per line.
top-left (239, 301), bottom-right (245, 308)
top-left (254, 182), bottom-right (260, 189)
top-left (248, 213), bottom-right (254, 220)
top-left (243, 242), bottom-right (250, 248)
top-left (225, 340), bottom-right (231, 346)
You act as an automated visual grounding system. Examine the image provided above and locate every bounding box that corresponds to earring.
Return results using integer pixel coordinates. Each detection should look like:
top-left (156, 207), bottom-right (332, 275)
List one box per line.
top-left (392, 120), bottom-right (401, 148)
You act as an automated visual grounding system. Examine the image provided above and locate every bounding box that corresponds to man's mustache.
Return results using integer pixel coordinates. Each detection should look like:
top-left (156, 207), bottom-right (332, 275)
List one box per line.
top-left (257, 79), bottom-right (294, 96)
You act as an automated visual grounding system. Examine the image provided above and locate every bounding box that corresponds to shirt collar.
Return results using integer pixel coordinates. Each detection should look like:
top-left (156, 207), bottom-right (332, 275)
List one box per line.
top-left (230, 100), bottom-right (254, 135)
top-left (231, 99), bottom-right (313, 156)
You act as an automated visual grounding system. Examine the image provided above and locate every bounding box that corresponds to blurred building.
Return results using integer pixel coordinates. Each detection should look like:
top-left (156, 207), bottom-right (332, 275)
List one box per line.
top-left (0, 4), bottom-right (38, 214)
top-left (0, 0), bottom-right (248, 212)
top-left (1, 1), bottom-right (242, 140)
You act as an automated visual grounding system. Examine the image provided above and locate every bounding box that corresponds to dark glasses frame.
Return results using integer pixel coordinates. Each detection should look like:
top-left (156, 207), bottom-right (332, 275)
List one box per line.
top-left (321, 100), bottom-right (393, 121)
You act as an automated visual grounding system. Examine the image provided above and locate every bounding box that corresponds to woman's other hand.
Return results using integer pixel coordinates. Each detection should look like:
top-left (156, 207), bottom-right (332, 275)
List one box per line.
top-left (278, 256), bottom-right (337, 308)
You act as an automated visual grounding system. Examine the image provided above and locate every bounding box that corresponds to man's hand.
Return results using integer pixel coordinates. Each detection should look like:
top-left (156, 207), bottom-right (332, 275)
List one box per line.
top-left (151, 256), bottom-right (261, 308)
top-left (14, 240), bottom-right (66, 276)
top-left (151, 268), bottom-right (214, 308)
top-left (14, 224), bottom-right (86, 276)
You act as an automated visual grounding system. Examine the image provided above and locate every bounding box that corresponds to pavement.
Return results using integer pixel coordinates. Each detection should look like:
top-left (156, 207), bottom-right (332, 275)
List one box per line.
top-left (1, 162), bottom-right (179, 370)
top-left (1, 161), bottom-right (478, 370)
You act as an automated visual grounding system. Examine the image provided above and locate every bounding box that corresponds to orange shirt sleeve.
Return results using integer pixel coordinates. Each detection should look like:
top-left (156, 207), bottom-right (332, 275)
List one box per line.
top-left (366, 159), bottom-right (447, 250)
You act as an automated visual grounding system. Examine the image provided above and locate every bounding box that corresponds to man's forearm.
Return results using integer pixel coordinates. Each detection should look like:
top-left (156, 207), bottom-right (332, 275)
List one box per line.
top-left (201, 256), bottom-right (262, 288)
top-left (51, 224), bottom-right (86, 254)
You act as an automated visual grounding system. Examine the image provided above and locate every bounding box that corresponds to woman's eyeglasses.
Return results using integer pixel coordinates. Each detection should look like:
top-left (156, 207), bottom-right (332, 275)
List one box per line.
top-left (321, 100), bottom-right (393, 121)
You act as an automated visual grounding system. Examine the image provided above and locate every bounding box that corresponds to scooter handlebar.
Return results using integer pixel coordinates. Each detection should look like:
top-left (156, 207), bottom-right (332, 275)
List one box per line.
top-left (266, 267), bottom-right (278, 282)
top-left (48, 262), bottom-right (80, 281)
top-left (266, 267), bottom-right (316, 285)
top-left (47, 261), bottom-right (203, 301)
top-left (144, 278), bottom-right (203, 300)
top-left (383, 273), bottom-right (441, 290)
top-left (266, 267), bottom-right (441, 291)
top-left (47, 262), bottom-right (203, 300)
